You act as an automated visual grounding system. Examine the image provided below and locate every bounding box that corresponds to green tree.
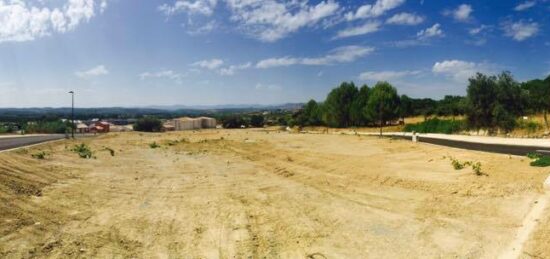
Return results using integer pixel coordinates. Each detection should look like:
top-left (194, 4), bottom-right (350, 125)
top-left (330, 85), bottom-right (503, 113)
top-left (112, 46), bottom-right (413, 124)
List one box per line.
top-left (134, 117), bottom-right (163, 132)
top-left (466, 73), bottom-right (498, 131)
top-left (399, 94), bottom-right (414, 119)
top-left (250, 114), bottom-right (265, 127)
top-left (298, 99), bottom-right (323, 126)
top-left (466, 72), bottom-right (524, 133)
top-left (522, 77), bottom-right (550, 130)
top-left (323, 82), bottom-right (358, 127)
top-left (366, 82), bottom-right (401, 136)
top-left (349, 84), bottom-right (371, 126)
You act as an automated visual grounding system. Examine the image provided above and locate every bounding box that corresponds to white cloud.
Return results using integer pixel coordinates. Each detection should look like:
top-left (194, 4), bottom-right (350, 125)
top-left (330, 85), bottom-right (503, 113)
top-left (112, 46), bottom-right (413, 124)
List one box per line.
top-left (345, 0), bottom-right (405, 21)
top-left (432, 60), bottom-right (493, 82)
top-left (186, 20), bottom-right (216, 35)
top-left (75, 65), bottom-right (109, 78)
top-left (469, 24), bottom-right (489, 35)
top-left (359, 70), bottom-right (421, 81)
top-left (386, 12), bottom-right (424, 25)
top-left (159, 0), bottom-right (218, 16)
top-left (416, 23), bottom-right (443, 39)
top-left (256, 57), bottom-right (299, 68)
top-left (0, 0), bottom-right (107, 43)
top-left (255, 83), bottom-right (281, 91)
top-left (444, 4), bottom-right (473, 22)
top-left (139, 70), bottom-right (186, 82)
top-left (218, 62), bottom-right (251, 75)
top-left (334, 21), bottom-right (381, 39)
top-left (514, 1), bottom-right (536, 11)
top-left (226, 0), bottom-right (339, 42)
top-left (192, 58), bottom-right (224, 69)
top-left (256, 45), bottom-right (374, 68)
top-left (502, 20), bottom-right (539, 41)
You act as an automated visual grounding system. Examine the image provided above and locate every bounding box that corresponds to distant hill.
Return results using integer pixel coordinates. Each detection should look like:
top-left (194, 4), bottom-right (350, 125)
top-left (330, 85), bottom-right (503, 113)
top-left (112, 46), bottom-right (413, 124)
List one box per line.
top-left (0, 103), bottom-right (304, 121)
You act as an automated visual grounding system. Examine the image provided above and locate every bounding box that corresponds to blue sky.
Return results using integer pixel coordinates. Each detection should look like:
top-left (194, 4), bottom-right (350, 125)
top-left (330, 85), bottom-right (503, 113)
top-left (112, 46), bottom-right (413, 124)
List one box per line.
top-left (0, 0), bottom-right (549, 107)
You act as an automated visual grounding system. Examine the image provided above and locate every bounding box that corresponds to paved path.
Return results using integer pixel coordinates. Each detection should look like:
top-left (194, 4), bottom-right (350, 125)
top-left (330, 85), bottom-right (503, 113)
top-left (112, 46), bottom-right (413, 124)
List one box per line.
top-left (0, 134), bottom-right (66, 152)
top-left (310, 131), bottom-right (550, 156)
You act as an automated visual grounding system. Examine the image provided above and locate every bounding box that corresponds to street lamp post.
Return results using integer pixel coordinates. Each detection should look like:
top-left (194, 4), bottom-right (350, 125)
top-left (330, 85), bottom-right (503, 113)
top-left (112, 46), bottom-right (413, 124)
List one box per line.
top-left (69, 91), bottom-right (74, 139)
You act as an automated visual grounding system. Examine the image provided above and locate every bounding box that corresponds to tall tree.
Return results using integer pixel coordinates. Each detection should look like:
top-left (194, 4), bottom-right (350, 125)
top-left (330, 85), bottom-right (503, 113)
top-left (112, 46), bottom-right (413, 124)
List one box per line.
top-left (349, 84), bottom-right (370, 126)
top-left (466, 73), bottom-right (498, 131)
top-left (366, 82), bottom-right (401, 136)
top-left (522, 78), bottom-right (550, 130)
top-left (323, 82), bottom-right (358, 127)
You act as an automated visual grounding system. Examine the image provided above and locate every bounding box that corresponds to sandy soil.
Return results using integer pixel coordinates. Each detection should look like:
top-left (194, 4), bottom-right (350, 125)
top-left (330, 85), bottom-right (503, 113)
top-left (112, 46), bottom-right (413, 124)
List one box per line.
top-left (1, 129), bottom-right (549, 258)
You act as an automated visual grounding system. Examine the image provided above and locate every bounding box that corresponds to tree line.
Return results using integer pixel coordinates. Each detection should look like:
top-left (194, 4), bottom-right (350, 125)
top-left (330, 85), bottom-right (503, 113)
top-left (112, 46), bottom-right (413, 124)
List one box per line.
top-left (293, 71), bottom-right (550, 134)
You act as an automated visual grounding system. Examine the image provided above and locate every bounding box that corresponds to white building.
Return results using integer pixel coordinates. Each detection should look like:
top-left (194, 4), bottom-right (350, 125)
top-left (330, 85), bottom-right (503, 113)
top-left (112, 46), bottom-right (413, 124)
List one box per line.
top-left (169, 117), bottom-right (217, 131)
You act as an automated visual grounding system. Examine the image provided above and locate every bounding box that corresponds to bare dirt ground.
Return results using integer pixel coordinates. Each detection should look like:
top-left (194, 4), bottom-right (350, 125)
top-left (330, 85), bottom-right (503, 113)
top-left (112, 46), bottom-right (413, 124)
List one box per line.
top-left (1, 129), bottom-right (549, 258)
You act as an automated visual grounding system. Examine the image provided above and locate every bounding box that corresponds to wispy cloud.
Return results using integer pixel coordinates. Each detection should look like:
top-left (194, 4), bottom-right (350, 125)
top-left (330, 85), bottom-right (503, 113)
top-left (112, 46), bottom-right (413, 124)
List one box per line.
top-left (0, 0), bottom-right (108, 43)
top-left (334, 21), bottom-right (381, 39)
top-left (232, 0), bottom-right (340, 42)
top-left (345, 0), bottom-right (405, 21)
top-left (416, 23), bottom-right (443, 39)
top-left (502, 20), bottom-right (539, 41)
top-left (255, 83), bottom-right (281, 91)
top-left (432, 59), bottom-right (494, 82)
top-left (75, 65), bottom-right (109, 78)
top-left (514, 1), bottom-right (536, 11)
top-left (159, 0), bottom-right (217, 16)
top-left (192, 59), bottom-right (224, 69)
top-left (139, 70), bottom-right (186, 83)
top-left (359, 70), bottom-right (421, 81)
top-left (219, 62), bottom-right (251, 75)
top-left (386, 12), bottom-right (424, 25)
top-left (256, 45), bottom-right (374, 68)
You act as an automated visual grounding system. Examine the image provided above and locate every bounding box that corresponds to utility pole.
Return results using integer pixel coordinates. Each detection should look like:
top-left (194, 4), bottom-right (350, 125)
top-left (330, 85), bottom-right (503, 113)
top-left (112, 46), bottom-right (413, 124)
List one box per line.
top-left (69, 91), bottom-right (74, 139)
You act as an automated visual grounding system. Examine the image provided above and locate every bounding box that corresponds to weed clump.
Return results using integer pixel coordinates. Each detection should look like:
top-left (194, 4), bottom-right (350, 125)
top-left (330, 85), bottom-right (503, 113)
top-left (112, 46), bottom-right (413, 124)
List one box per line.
top-left (449, 157), bottom-right (471, 170)
top-left (448, 157), bottom-right (484, 176)
top-left (71, 143), bottom-right (93, 159)
top-left (31, 151), bottom-right (49, 159)
top-left (103, 147), bottom-right (115, 156)
top-left (149, 142), bottom-right (161, 149)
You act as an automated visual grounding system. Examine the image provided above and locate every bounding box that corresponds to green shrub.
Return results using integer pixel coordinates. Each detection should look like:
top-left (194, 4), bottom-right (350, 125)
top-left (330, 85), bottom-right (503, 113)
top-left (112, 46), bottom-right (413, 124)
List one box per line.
top-left (149, 142), bottom-right (160, 149)
top-left (71, 143), bottom-right (93, 159)
top-left (404, 118), bottom-right (465, 134)
top-left (134, 117), bottom-right (162, 132)
top-left (31, 151), bottom-right (49, 159)
top-left (518, 120), bottom-right (541, 134)
top-left (530, 156), bottom-right (550, 167)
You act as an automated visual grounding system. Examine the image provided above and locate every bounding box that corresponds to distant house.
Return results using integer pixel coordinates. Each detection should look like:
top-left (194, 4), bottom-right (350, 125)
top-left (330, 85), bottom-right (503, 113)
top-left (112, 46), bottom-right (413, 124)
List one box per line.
top-left (76, 123), bottom-right (89, 133)
top-left (168, 117), bottom-right (217, 131)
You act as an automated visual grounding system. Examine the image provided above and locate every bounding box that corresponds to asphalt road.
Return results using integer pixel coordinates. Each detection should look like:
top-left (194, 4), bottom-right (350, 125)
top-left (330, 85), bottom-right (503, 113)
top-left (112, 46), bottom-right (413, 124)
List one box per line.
top-left (0, 135), bottom-right (66, 152)
top-left (390, 135), bottom-right (550, 156)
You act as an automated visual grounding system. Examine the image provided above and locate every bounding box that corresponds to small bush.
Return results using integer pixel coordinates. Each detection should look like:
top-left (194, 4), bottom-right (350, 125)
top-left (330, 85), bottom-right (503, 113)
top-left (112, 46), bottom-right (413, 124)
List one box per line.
top-left (31, 151), bottom-right (49, 159)
top-left (527, 152), bottom-right (541, 160)
top-left (149, 142), bottom-right (160, 149)
top-left (71, 143), bottom-right (93, 159)
top-left (530, 156), bottom-right (550, 167)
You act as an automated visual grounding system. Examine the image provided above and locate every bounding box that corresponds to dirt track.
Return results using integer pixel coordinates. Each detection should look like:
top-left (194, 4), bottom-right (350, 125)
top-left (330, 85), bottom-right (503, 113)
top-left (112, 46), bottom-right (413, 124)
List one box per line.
top-left (1, 129), bottom-right (549, 258)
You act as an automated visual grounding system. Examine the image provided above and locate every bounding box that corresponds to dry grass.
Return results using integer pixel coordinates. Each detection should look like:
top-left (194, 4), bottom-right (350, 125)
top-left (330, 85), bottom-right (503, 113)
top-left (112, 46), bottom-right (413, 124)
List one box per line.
top-left (0, 130), bottom-right (549, 258)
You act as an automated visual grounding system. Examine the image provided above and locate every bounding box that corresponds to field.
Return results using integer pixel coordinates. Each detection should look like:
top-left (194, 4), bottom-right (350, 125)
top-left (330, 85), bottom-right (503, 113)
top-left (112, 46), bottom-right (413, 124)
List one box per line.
top-left (1, 129), bottom-right (550, 258)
